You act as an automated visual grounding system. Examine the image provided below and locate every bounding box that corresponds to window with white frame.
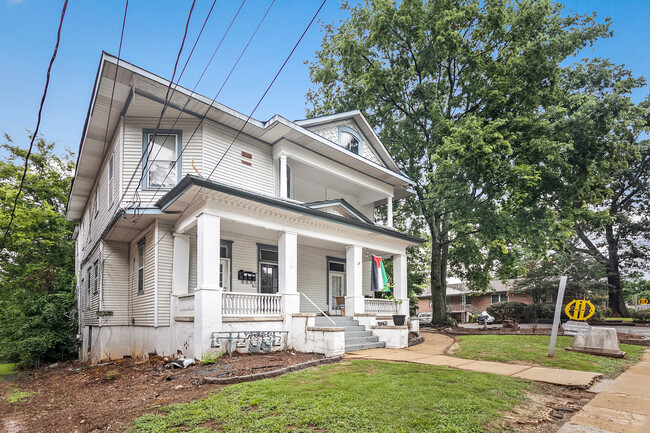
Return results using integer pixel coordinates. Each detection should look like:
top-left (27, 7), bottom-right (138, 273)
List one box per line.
top-left (108, 153), bottom-right (114, 206)
top-left (92, 187), bottom-right (99, 217)
top-left (338, 126), bottom-right (362, 155)
top-left (491, 293), bottom-right (508, 304)
top-left (143, 131), bottom-right (180, 189)
top-left (258, 245), bottom-right (278, 294)
top-left (137, 239), bottom-right (145, 294)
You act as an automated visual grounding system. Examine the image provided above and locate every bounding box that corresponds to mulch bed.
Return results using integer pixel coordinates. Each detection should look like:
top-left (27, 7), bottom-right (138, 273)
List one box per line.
top-left (0, 351), bottom-right (324, 433)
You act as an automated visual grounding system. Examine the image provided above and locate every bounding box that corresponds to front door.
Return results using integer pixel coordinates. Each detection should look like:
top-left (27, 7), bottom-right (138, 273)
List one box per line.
top-left (329, 271), bottom-right (346, 314)
top-left (220, 258), bottom-right (230, 291)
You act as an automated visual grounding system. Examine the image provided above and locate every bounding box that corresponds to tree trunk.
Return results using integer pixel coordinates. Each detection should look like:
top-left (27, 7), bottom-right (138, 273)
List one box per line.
top-left (430, 218), bottom-right (449, 325)
top-left (606, 224), bottom-right (630, 317)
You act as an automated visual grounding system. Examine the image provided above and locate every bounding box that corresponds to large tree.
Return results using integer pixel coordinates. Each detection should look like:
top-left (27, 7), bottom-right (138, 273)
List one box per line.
top-left (552, 60), bottom-right (649, 317)
top-left (307, 0), bottom-right (610, 324)
top-left (0, 134), bottom-right (77, 367)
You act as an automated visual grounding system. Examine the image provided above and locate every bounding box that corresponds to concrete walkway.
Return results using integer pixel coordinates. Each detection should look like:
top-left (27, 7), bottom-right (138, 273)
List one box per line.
top-left (346, 333), bottom-right (602, 387)
top-left (557, 350), bottom-right (650, 433)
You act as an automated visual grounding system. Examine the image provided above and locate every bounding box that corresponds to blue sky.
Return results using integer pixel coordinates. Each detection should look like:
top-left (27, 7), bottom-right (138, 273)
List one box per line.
top-left (1, 0), bottom-right (649, 157)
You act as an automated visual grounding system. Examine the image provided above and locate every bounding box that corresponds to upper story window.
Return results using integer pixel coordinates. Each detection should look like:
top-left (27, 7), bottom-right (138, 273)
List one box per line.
top-left (338, 126), bottom-right (363, 155)
top-left (142, 130), bottom-right (181, 189)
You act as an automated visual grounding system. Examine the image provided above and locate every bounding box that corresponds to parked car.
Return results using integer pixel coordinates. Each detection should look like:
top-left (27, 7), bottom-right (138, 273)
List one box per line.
top-left (417, 312), bottom-right (432, 325)
top-left (476, 311), bottom-right (495, 325)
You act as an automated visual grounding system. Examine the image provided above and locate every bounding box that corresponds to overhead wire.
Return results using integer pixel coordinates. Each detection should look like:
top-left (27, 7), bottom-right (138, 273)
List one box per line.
top-left (102, 0), bottom-right (247, 246)
top-left (119, 0), bottom-right (327, 260)
top-left (0, 0), bottom-right (69, 251)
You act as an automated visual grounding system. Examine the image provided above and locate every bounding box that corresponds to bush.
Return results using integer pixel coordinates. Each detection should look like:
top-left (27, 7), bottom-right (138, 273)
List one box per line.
top-left (631, 310), bottom-right (650, 322)
top-left (201, 351), bottom-right (223, 365)
top-left (588, 305), bottom-right (612, 322)
top-left (486, 302), bottom-right (527, 322)
top-left (523, 303), bottom-right (555, 321)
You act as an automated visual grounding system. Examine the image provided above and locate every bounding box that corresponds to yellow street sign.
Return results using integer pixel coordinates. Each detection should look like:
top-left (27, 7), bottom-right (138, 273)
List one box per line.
top-left (565, 300), bottom-right (595, 321)
top-left (639, 298), bottom-right (649, 305)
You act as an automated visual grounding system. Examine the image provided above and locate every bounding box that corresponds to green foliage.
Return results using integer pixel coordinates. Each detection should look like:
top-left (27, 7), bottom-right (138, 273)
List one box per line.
top-left (0, 134), bottom-right (76, 367)
top-left (522, 303), bottom-right (556, 321)
top-left (486, 301), bottom-right (527, 322)
top-left (631, 310), bottom-right (650, 322)
top-left (200, 351), bottom-right (223, 365)
top-left (105, 370), bottom-right (119, 380)
top-left (454, 335), bottom-right (644, 377)
top-left (128, 360), bottom-right (529, 433)
top-left (6, 387), bottom-right (34, 403)
top-left (307, 0), bottom-right (611, 324)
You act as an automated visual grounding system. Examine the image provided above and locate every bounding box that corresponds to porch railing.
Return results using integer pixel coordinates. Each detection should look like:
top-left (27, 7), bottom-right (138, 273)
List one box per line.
top-left (222, 292), bottom-right (283, 316)
top-left (364, 298), bottom-right (396, 315)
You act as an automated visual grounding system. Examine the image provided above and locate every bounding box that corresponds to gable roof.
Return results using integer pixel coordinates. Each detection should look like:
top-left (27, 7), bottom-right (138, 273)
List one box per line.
top-left (66, 53), bottom-right (416, 222)
top-left (304, 199), bottom-right (373, 224)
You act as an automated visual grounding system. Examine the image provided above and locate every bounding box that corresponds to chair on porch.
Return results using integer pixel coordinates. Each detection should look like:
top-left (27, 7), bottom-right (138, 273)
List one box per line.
top-left (334, 296), bottom-right (345, 316)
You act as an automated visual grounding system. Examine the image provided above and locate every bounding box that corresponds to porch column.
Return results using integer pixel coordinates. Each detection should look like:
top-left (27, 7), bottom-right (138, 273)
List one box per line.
top-left (393, 253), bottom-right (409, 316)
top-left (172, 233), bottom-right (190, 295)
top-left (345, 245), bottom-right (364, 316)
top-left (278, 231), bottom-right (299, 315)
top-left (387, 196), bottom-right (393, 228)
top-left (194, 212), bottom-right (221, 357)
top-left (279, 154), bottom-right (288, 199)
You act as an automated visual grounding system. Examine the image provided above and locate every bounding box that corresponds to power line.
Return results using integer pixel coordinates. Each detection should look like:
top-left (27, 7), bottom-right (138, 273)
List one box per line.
top-left (101, 0), bottom-right (130, 158)
top-left (100, 0), bottom-right (251, 254)
top-left (121, 0), bottom-right (327, 258)
top-left (0, 0), bottom-right (69, 251)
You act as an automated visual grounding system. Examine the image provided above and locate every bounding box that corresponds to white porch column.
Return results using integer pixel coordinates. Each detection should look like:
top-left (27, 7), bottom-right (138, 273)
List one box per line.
top-left (278, 231), bottom-right (299, 315)
top-left (172, 233), bottom-right (190, 295)
top-left (387, 196), bottom-right (394, 228)
top-left (345, 245), bottom-right (364, 316)
top-left (279, 154), bottom-right (288, 199)
top-left (393, 254), bottom-right (409, 316)
top-left (194, 212), bottom-right (221, 357)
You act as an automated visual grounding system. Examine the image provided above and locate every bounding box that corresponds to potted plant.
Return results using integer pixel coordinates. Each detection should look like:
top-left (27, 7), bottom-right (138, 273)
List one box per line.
top-left (392, 297), bottom-right (406, 326)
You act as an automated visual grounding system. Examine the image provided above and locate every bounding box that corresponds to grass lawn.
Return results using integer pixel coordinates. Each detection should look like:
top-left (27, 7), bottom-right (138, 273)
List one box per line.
top-left (454, 335), bottom-right (644, 377)
top-left (129, 360), bottom-right (530, 433)
top-left (604, 317), bottom-right (634, 322)
top-left (0, 363), bottom-right (16, 380)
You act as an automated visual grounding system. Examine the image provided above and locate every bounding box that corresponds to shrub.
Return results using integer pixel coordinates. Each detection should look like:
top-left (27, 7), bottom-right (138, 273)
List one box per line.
top-left (523, 303), bottom-right (555, 321)
top-left (106, 370), bottom-right (118, 380)
top-left (631, 310), bottom-right (650, 322)
top-left (201, 351), bottom-right (223, 365)
top-left (486, 302), bottom-right (527, 322)
top-left (588, 305), bottom-right (612, 322)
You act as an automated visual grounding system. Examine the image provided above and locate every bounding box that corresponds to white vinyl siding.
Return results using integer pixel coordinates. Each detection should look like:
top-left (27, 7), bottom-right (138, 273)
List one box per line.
top-left (156, 220), bottom-right (173, 326)
top-left (121, 117), bottom-right (202, 206)
top-left (130, 225), bottom-right (155, 326)
top-left (80, 248), bottom-right (101, 327)
top-left (101, 241), bottom-right (130, 325)
top-left (292, 176), bottom-right (374, 221)
top-left (202, 119), bottom-right (274, 196)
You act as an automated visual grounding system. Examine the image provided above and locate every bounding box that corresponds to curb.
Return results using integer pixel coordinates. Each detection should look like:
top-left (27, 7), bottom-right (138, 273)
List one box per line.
top-left (198, 356), bottom-right (343, 385)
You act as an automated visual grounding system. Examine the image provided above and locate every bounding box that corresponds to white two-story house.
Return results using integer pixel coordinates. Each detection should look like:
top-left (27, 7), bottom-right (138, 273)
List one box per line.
top-left (66, 53), bottom-right (422, 363)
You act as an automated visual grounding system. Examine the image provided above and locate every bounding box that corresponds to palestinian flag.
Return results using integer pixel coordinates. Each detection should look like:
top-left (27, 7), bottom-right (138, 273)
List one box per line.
top-left (370, 255), bottom-right (390, 292)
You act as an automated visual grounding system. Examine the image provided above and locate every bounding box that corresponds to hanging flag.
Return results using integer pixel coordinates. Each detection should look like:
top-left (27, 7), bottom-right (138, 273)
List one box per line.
top-left (370, 255), bottom-right (390, 292)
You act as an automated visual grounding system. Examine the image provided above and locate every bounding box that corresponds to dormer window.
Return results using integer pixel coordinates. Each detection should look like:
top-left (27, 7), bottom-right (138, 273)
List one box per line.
top-left (338, 126), bottom-right (363, 155)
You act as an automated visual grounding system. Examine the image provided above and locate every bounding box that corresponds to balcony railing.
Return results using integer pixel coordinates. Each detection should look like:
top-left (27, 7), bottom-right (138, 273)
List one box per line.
top-left (222, 292), bottom-right (283, 316)
top-left (364, 298), bottom-right (396, 315)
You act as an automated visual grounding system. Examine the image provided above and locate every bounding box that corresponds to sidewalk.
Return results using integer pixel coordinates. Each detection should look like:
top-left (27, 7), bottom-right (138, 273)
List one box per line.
top-left (557, 349), bottom-right (650, 433)
top-left (346, 333), bottom-right (602, 387)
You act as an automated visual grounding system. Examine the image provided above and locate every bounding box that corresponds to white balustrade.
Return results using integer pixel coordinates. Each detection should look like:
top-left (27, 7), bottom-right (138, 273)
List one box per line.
top-left (364, 298), bottom-right (396, 315)
top-left (222, 292), bottom-right (283, 316)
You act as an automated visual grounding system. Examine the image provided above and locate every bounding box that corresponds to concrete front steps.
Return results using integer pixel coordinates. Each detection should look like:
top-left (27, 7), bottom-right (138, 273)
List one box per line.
top-left (314, 316), bottom-right (386, 352)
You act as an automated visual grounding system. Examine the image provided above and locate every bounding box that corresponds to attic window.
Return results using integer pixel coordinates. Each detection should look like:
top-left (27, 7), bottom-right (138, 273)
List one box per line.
top-left (338, 126), bottom-right (363, 155)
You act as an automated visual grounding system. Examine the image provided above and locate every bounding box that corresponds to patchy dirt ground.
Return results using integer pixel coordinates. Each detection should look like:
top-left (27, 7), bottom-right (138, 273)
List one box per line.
top-left (0, 352), bottom-right (322, 433)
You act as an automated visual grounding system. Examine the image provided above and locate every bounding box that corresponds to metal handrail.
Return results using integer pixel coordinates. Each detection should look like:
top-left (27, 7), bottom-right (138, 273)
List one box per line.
top-left (300, 292), bottom-right (336, 326)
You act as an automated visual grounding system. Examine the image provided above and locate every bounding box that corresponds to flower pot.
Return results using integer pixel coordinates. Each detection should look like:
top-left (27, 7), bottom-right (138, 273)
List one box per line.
top-left (392, 314), bottom-right (406, 326)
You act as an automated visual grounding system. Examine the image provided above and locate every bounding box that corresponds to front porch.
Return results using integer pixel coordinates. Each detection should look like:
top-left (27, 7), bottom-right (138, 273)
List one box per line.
top-left (168, 207), bottom-right (412, 358)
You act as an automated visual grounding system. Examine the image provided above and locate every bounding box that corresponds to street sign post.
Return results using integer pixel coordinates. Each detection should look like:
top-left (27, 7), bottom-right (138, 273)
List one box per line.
top-left (548, 276), bottom-right (567, 358)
